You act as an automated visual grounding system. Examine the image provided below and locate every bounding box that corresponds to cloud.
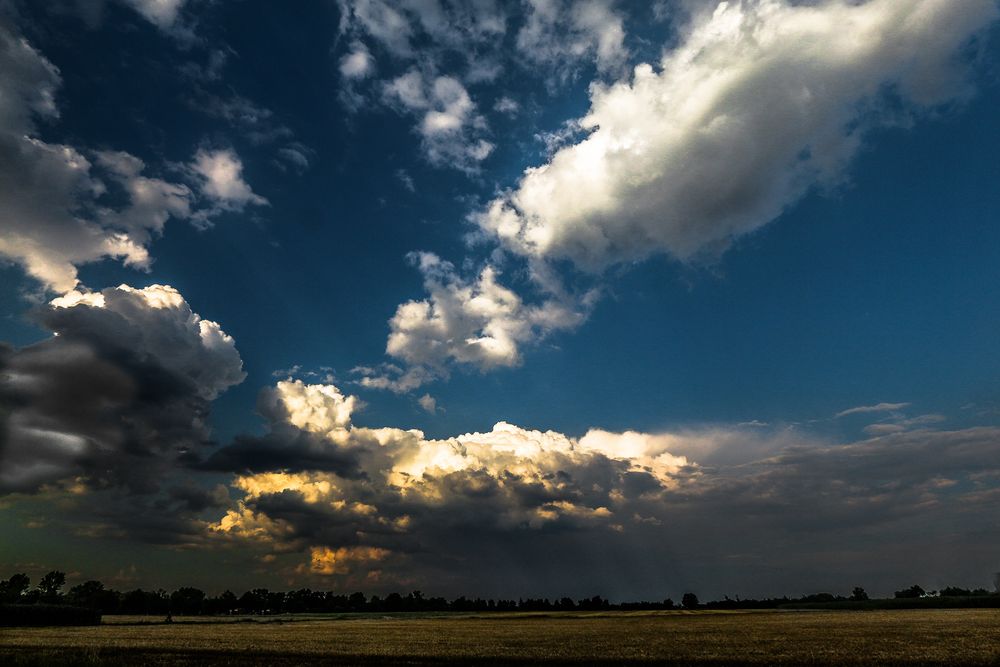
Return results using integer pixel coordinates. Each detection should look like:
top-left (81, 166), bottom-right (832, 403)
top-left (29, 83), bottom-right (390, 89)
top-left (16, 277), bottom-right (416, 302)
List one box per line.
top-left (0, 284), bottom-right (245, 495)
top-left (183, 61), bottom-right (311, 172)
top-left (836, 402), bottom-right (911, 418)
top-left (862, 413), bottom-right (945, 436)
top-left (207, 379), bottom-right (693, 580)
top-left (303, 545), bottom-right (391, 575)
top-left (417, 394), bottom-right (437, 413)
top-left (477, 0), bottom-right (999, 271)
top-left (120, 0), bottom-right (186, 29)
top-left (340, 40), bottom-right (375, 79)
top-left (195, 94), bottom-right (292, 145)
top-left (493, 96), bottom-right (520, 116)
top-left (338, 0), bottom-right (508, 63)
top-left (356, 252), bottom-right (590, 391)
top-left (205, 379), bottom-right (1000, 596)
top-left (0, 23), bottom-right (266, 292)
top-left (516, 0), bottom-right (629, 83)
top-left (383, 70), bottom-right (494, 171)
top-left (335, 1), bottom-right (513, 170)
top-left (189, 148), bottom-right (269, 216)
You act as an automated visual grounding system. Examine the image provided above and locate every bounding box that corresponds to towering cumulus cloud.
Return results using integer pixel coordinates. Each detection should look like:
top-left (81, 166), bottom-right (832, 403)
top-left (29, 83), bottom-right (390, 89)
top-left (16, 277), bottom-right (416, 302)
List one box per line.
top-left (0, 284), bottom-right (245, 494)
top-left (208, 379), bottom-right (692, 583)
top-left (205, 380), bottom-right (1000, 595)
top-left (478, 0), bottom-right (999, 269)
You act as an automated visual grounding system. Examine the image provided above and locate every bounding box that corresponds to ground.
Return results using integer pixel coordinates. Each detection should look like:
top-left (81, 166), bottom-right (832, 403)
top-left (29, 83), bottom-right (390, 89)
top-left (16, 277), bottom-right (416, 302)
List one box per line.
top-left (1, 609), bottom-right (999, 665)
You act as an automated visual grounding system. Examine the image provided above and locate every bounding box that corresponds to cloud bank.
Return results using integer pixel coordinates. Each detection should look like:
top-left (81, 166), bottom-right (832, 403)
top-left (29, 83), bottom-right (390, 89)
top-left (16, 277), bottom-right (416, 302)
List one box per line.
top-left (199, 379), bottom-right (1000, 596)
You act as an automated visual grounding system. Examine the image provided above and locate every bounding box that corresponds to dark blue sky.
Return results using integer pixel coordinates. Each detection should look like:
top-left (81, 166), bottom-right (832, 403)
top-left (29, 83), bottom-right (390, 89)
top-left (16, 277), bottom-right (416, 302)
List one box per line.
top-left (2, 0), bottom-right (1000, 598)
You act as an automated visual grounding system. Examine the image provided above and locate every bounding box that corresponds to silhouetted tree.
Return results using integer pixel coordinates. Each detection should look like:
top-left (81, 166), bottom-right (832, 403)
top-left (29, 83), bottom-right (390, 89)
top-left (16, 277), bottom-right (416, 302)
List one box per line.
top-left (170, 587), bottom-right (206, 615)
top-left (121, 589), bottom-right (168, 615)
top-left (681, 593), bottom-right (699, 609)
top-left (68, 580), bottom-right (120, 612)
top-left (0, 573), bottom-right (30, 603)
top-left (348, 591), bottom-right (367, 612)
top-left (894, 585), bottom-right (925, 599)
top-left (37, 571), bottom-right (66, 601)
top-left (216, 590), bottom-right (239, 614)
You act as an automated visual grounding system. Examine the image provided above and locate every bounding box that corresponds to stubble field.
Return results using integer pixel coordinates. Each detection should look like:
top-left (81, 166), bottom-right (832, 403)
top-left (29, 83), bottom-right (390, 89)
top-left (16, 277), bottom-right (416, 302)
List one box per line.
top-left (1, 609), bottom-right (999, 665)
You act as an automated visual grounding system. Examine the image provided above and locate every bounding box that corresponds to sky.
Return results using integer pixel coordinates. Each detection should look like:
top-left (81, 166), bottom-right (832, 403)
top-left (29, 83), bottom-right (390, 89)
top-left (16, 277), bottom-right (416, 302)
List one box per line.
top-left (1, 0), bottom-right (1000, 601)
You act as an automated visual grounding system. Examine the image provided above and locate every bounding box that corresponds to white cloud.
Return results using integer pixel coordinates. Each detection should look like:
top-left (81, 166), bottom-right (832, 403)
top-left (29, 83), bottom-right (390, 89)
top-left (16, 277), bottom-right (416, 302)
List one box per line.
top-left (358, 252), bottom-right (588, 390)
top-left (0, 25), bottom-right (271, 293)
top-left (417, 393), bottom-right (437, 413)
top-left (336, 1), bottom-right (512, 171)
top-left (836, 402), bottom-right (911, 418)
top-left (190, 148), bottom-right (269, 213)
top-left (340, 41), bottom-right (375, 79)
top-left (493, 96), bottom-right (520, 115)
top-left (516, 0), bottom-right (629, 82)
top-left (863, 413), bottom-right (946, 436)
top-left (340, 0), bottom-right (416, 58)
top-left (384, 70), bottom-right (494, 171)
top-left (478, 0), bottom-right (999, 271)
top-left (338, 0), bottom-right (508, 63)
top-left (264, 380), bottom-right (361, 437)
top-left (120, 0), bottom-right (187, 30)
top-left (0, 25), bottom-right (200, 292)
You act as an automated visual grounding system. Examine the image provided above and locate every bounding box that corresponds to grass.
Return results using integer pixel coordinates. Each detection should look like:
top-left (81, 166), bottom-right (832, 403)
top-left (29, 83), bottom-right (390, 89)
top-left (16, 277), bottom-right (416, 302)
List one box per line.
top-left (1, 609), bottom-right (999, 665)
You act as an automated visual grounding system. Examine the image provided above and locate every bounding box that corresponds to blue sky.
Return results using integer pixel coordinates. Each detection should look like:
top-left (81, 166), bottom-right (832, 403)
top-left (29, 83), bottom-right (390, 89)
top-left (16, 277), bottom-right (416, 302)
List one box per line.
top-left (2, 0), bottom-right (1000, 599)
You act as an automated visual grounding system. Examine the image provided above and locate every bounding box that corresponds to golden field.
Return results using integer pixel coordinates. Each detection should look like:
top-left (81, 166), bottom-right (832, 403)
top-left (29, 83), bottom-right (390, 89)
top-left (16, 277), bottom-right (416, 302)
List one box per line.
top-left (1, 609), bottom-right (999, 665)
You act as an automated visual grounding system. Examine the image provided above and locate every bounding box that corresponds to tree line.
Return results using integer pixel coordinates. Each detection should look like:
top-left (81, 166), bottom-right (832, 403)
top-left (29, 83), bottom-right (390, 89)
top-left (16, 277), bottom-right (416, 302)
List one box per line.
top-left (1, 572), bottom-right (997, 616)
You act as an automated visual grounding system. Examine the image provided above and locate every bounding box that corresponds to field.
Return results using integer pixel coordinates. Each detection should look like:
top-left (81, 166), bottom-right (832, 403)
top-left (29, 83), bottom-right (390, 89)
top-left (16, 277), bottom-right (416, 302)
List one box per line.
top-left (1, 609), bottom-right (999, 665)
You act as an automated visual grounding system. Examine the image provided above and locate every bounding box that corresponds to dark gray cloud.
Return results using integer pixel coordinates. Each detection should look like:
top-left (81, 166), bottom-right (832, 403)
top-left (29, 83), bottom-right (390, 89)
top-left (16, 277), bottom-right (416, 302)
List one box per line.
top-left (0, 284), bottom-right (245, 495)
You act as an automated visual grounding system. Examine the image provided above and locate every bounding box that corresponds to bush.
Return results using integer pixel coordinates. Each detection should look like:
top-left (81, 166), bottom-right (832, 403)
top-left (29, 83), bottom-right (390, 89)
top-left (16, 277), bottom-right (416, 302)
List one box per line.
top-left (0, 604), bottom-right (101, 627)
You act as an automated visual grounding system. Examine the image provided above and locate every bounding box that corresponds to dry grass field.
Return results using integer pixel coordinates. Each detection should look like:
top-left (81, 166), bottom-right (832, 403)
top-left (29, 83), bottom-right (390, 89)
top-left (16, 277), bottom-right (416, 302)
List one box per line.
top-left (1, 609), bottom-right (999, 665)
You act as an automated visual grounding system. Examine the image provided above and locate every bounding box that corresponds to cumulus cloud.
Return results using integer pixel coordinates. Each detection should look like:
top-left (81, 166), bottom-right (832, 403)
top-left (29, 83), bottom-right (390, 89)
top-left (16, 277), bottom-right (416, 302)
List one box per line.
top-left (0, 284), bottom-right (245, 495)
top-left (204, 380), bottom-right (1000, 595)
top-left (0, 23), bottom-right (266, 292)
top-left (207, 379), bottom-right (693, 579)
top-left (356, 252), bottom-right (591, 391)
top-left (478, 0), bottom-right (999, 271)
